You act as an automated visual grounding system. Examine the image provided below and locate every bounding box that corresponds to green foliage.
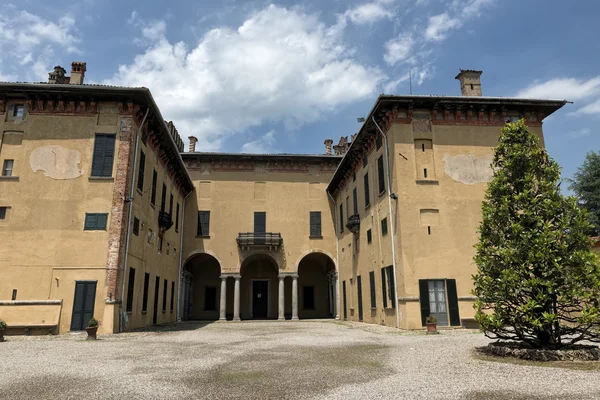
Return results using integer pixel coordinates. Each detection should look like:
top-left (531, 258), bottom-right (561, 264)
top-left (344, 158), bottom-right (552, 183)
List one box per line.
top-left (569, 150), bottom-right (600, 235)
top-left (473, 120), bottom-right (600, 349)
top-left (0, 319), bottom-right (6, 330)
top-left (88, 318), bottom-right (99, 328)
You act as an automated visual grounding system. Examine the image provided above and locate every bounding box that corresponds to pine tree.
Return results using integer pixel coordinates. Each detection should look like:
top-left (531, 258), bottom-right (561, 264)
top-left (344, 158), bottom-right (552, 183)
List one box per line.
top-left (473, 120), bottom-right (600, 349)
top-left (569, 151), bottom-right (600, 235)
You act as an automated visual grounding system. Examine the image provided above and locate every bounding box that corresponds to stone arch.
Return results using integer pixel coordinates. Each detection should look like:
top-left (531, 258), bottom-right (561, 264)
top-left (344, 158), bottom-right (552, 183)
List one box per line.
top-left (239, 252), bottom-right (280, 319)
top-left (183, 249), bottom-right (224, 271)
top-left (294, 248), bottom-right (337, 273)
top-left (182, 251), bottom-right (223, 321)
top-left (237, 250), bottom-right (281, 272)
top-left (296, 250), bottom-right (337, 319)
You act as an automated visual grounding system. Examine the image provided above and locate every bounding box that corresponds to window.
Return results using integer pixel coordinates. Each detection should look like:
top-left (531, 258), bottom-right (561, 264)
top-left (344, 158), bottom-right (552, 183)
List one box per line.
top-left (352, 188), bottom-right (358, 215)
top-left (362, 155), bottom-right (368, 168)
top-left (91, 134), bottom-right (116, 177)
top-left (418, 279), bottom-right (460, 326)
top-left (175, 203), bottom-right (180, 231)
top-left (169, 193), bottom-right (173, 216)
top-left (303, 286), bottom-right (315, 309)
top-left (126, 267), bottom-right (135, 312)
top-left (205, 287), bottom-right (217, 311)
top-left (424, 168), bottom-right (428, 178)
top-left (162, 279), bottom-right (168, 312)
top-left (11, 289), bottom-right (17, 301)
top-left (353, 233), bottom-right (360, 255)
top-left (133, 217), bottom-right (140, 236)
top-left (170, 281), bottom-right (175, 312)
top-left (381, 268), bottom-right (387, 308)
top-left (166, 242), bottom-right (170, 255)
top-left (383, 266), bottom-right (395, 308)
top-left (157, 235), bottom-right (163, 253)
top-left (151, 170), bottom-right (157, 205)
top-left (2, 160), bottom-right (14, 177)
top-left (84, 213), bottom-right (108, 230)
top-left (137, 151), bottom-right (145, 192)
top-left (363, 173), bottom-right (370, 207)
top-left (376, 134), bottom-right (383, 150)
top-left (339, 204), bottom-right (344, 233)
top-left (142, 273), bottom-right (150, 312)
top-left (310, 211), bottom-right (322, 237)
top-left (367, 229), bottom-right (372, 244)
top-left (13, 104), bottom-right (24, 118)
top-left (352, 172), bottom-right (356, 182)
top-left (197, 211), bottom-right (210, 236)
top-left (381, 217), bottom-right (388, 236)
top-left (377, 155), bottom-right (385, 194)
top-left (147, 229), bottom-right (154, 243)
top-left (0, 207), bottom-right (7, 220)
top-left (161, 184), bottom-right (167, 212)
top-left (369, 271), bottom-right (376, 308)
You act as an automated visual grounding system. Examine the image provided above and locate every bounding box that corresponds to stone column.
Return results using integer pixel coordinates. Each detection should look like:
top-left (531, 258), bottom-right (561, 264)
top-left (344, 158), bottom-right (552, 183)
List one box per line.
top-left (233, 275), bottom-right (241, 321)
top-left (335, 273), bottom-right (340, 320)
top-left (219, 276), bottom-right (227, 321)
top-left (278, 276), bottom-right (285, 320)
top-left (292, 275), bottom-right (299, 320)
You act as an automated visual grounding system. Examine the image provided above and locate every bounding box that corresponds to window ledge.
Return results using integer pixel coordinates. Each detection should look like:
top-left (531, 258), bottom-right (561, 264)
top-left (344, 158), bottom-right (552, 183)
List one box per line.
top-left (141, 311), bottom-right (147, 314)
top-left (378, 190), bottom-right (386, 197)
top-left (0, 176), bottom-right (19, 181)
top-left (89, 176), bottom-right (114, 182)
top-left (127, 311), bottom-right (133, 315)
top-left (364, 203), bottom-right (371, 210)
top-left (196, 235), bottom-right (211, 239)
top-left (415, 179), bottom-right (439, 185)
top-left (136, 188), bottom-right (143, 195)
top-left (162, 310), bottom-right (166, 313)
top-left (309, 235), bottom-right (323, 239)
top-left (370, 307), bottom-right (377, 310)
top-left (150, 203), bottom-right (156, 209)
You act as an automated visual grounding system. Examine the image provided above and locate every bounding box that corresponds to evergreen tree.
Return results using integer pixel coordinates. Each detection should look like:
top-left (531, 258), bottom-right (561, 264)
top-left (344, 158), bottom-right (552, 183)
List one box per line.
top-left (569, 150), bottom-right (600, 235)
top-left (473, 120), bottom-right (600, 349)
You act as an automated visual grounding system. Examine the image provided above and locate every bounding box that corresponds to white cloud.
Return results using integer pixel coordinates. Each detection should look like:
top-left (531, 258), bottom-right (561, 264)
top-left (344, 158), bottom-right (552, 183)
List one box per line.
top-left (425, 13), bottom-right (461, 41)
top-left (515, 77), bottom-right (600, 100)
top-left (569, 99), bottom-right (600, 116)
top-left (106, 5), bottom-right (385, 151)
top-left (568, 128), bottom-right (591, 138)
top-left (241, 130), bottom-right (277, 153)
top-left (384, 34), bottom-right (415, 66)
top-left (383, 73), bottom-right (409, 93)
top-left (345, 2), bottom-right (393, 25)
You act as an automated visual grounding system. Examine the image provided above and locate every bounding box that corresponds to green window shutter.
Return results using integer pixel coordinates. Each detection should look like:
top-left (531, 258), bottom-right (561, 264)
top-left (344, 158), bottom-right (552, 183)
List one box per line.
top-left (96, 214), bottom-right (108, 230)
top-left (419, 279), bottom-right (431, 326)
top-left (198, 211), bottom-right (210, 236)
top-left (161, 184), bottom-right (166, 211)
top-left (310, 211), bottom-right (321, 237)
top-left (369, 271), bottom-right (376, 308)
top-left (137, 151), bottom-right (145, 191)
top-left (91, 135), bottom-right (106, 177)
top-left (84, 214), bottom-right (97, 230)
top-left (126, 267), bottom-right (135, 312)
top-left (142, 273), bottom-right (150, 312)
top-left (446, 279), bottom-right (460, 326)
top-left (363, 173), bottom-right (370, 207)
top-left (339, 204), bottom-right (344, 233)
top-left (151, 170), bottom-right (157, 205)
top-left (381, 268), bottom-right (387, 308)
top-left (102, 135), bottom-right (116, 177)
top-left (377, 155), bottom-right (385, 194)
top-left (386, 266), bottom-right (395, 308)
top-left (352, 188), bottom-right (358, 215)
top-left (169, 193), bottom-right (173, 216)
top-left (175, 203), bottom-right (180, 231)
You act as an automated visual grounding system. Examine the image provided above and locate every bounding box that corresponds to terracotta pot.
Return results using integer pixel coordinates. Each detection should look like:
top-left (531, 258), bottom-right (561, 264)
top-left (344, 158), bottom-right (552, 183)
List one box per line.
top-left (426, 323), bottom-right (438, 334)
top-left (86, 326), bottom-right (98, 340)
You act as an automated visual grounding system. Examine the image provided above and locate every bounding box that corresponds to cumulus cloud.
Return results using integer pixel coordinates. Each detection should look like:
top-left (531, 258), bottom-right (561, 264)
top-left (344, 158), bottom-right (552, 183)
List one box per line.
top-left (384, 33), bottom-right (415, 66)
top-left (105, 5), bottom-right (385, 151)
top-left (568, 99), bottom-right (600, 116)
top-left (344, 1), bottom-right (394, 25)
top-left (425, 13), bottom-right (461, 41)
top-left (515, 77), bottom-right (600, 100)
top-left (241, 130), bottom-right (277, 153)
top-left (568, 128), bottom-right (591, 138)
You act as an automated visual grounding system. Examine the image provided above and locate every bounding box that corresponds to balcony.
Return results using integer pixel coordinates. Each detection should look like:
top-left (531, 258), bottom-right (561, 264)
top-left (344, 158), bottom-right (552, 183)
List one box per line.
top-left (346, 214), bottom-right (360, 234)
top-left (237, 232), bottom-right (283, 251)
top-left (158, 211), bottom-right (173, 232)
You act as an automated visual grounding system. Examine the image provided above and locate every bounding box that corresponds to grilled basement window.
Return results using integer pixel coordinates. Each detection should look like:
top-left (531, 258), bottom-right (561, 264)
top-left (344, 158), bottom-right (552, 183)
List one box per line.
top-left (126, 267), bottom-right (135, 312)
top-left (133, 217), bottom-right (140, 236)
top-left (0, 207), bottom-right (6, 220)
top-left (151, 170), bottom-right (157, 205)
top-left (198, 211), bottom-right (210, 236)
top-left (381, 217), bottom-right (388, 236)
top-left (367, 229), bottom-right (372, 244)
top-left (137, 150), bottom-right (145, 192)
top-left (84, 213), bottom-right (108, 230)
top-left (91, 134), bottom-right (116, 177)
top-left (142, 273), bottom-right (150, 312)
top-left (2, 160), bottom-right (14, 177)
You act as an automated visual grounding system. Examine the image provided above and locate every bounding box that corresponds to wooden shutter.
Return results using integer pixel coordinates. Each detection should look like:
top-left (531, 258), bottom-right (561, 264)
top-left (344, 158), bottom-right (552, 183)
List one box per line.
top-left (198, 211), bottom-right (210, 236)
top-left (161, 184), bottom-right (166, 211)
top-left (102, 135), bottom-right (116, 177)
top-left (96, 214), bottom-right (108, 230)
top-left (369, 271), bottom-right (376, 308)
top-left (254, 212), bottom-right (266, 233)
top-left (163, 279), bottom-right (168, 311)
top-left (91, 135), bottom-right (105, 176)
top-left (137, 151), bottom-right (145, 191)
top-left (142, 273), bottom-right (150, 312)
top-left (381, 268), bottom-right (387, 308)
top-left (352, 188), bottom-right (358, 215)
top-left (84, 214), bottom-right (97, 230)
top-left (151, 170), bottom-right (157, 204)
top-left (170, 281), bottom-right (175, 311)
top-left (342, 281), bottom-right (347, 319)
top-left (419, 279), bottom-right (430, 326)
top-left (169, 193), bottom-right (173, 215)
top-left (70, 282), bottom-right (85, 331)
top-left (378, 155), bottom-right (385, 193)
top-left (363, 173), bottom-right (370, 207)
top-left (386, 266), bottom-right (395, 308)
top-left (339, 204), bottom-right (344, 232)
top-left (446, 279), bottom-right (460, 326)
top-left (175, 203), bottom-right (180, 231)
top-left (310, 211), bottom-right (321, 237)
top-left (126, 268), bottom-right (135, 312)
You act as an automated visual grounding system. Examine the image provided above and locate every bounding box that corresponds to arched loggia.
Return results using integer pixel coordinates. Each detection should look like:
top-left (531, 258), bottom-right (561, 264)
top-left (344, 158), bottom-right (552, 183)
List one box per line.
top-left (182, 252), bottom-right (222, 320)
top-left (297, 252), bottom-right (337, 319)
top-left (240, 253), bottom-right (279, 319)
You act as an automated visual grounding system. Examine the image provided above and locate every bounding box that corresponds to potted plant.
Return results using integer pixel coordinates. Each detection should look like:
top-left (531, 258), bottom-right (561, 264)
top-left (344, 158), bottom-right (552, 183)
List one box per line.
top-left (86, 318), bottom-right (100, 340)
top-left (425, 315), bottom-right (438, 334)
top-left (0, 319), bottom-right (6, 342)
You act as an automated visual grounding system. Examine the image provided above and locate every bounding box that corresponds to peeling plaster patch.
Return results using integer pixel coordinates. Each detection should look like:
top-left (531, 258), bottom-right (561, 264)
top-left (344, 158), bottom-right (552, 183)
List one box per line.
top-left (443, 153), bottom-right (493, 185)
top-left (30, 146), bottom-right (84, 179)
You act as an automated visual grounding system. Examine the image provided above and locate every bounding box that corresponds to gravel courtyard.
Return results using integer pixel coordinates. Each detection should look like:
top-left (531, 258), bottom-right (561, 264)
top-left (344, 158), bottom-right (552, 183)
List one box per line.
top-left (1, 320), bottom-right (599, 399)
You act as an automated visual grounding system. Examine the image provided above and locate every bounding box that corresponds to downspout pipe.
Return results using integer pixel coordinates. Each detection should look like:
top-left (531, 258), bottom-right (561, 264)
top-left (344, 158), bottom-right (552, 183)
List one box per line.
top-left (372, 116), bottom-right (401, 330)
top-left (119, 107), bottom-right (150, 332)
top-left (176, 190), bottom-right (192, 322)
top-left (327, 191), bottom-right (340, 319)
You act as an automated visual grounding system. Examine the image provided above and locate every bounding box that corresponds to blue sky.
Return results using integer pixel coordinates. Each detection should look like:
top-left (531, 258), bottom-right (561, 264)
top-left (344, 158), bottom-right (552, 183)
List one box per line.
top-left (1, 0), bottom-right (598, 186)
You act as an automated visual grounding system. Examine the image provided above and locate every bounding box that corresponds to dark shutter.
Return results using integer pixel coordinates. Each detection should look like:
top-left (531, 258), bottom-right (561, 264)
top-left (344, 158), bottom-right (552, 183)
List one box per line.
top-left (102, 135), bottom-right (116, 177)
top-left (381, 217), bottom-right (388, 236)
top-left (84, 214), bottom-right (97, 230)
top-left (310, 211), bottom-right (321, 237)
top-left (153, 276), bottom-right (160, 324)
top-left (386, 266), bottom-right (395, 308)
top-left (133, 217), bottom-right (140, 236)
top-left (367, 229), bottom-right (372, 244)
top-left (419, 279), bottom-right (431, 326)
top-left (381, 268), bottom-right (387, 308)
top-left (169, 193), bottom-right (173, 216)
top-left (175, 203), bottom-right (180, 231)
top-left (339, 204), bottom-right (344, 232)
top-left (254, 212), bottom-right (266, 233)
top-left (198, 211), bottom-right (210, 236)
top-left (363, 173), bottom-right (370, 207)
top-left (376, 134), bottom-right (382, 150)
top-left (163, 279), bottom-right (168, 311)
top-left (170, 281), bottom-right (175, 311)
top-left (352, 188), bottom-right (358, 215)
top-left (378, 155), bottom-right (385, 194)
top-left (151, 170), bottom-right (157, 205)
top-left (446, 279), bottom-right (460, 326)
top-left (142, 273), bottom-right (150, 312)
top-left (357, 276), bottom-right (363, 321)
top-left (91, 135), bottom-right (105, 177)
top-left (342, 281), bottom-right (347, 319)
top-left (70, 282), bottom-right (85, 331)
top-left (96, 214), bottom-right (108, 230)
top-left (137, 151), bottom-right (145, 191)
top-left (369, 271), bottom-right (376, 308)
top-left (161, 184), bottom-right (166, 212)
top-left (126, 267), bottom-right (135, 312)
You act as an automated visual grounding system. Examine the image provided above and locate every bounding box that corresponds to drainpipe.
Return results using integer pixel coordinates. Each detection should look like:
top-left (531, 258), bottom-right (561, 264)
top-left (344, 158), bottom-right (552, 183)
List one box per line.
top-left (327, 191), bottom-right (340, 319)
top-left (176, 190), bottom-right (192, 322)
top-left (372, 116), bottom-right (400, 330)
top-left (119, 107), bottom-right (150, 333)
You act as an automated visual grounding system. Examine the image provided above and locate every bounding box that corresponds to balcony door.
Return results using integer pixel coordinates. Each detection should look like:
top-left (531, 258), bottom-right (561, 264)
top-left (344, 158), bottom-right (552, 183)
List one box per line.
top-left (254, 212), bottom-right (266, 245)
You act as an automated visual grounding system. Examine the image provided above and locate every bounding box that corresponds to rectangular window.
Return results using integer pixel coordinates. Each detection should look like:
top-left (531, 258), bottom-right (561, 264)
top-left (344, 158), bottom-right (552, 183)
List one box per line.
top-left (367, 229), bottom-right (372, 244)
top-left (133, 217), bottom-right (140, 236)
top-left (310, 211), bottom-right (322, 237)
top-left (198, 211), bottom-right (210, 236)
top-left (147, 229), bottom-right (153, 243)
top-left (142, 273), bottom-right (150, 312)
top-left (126, 267), bottom-right (135, 312)
top-left (363, 173), bottom-right (370, 207)
top-left (377, 155), bottom-right (385, 194)
top-left (339, 204), bottom-right (344, 233)
top-left (169, 193), bottom-right (173, 216)
top-left (137, 151), bottom-right (145, 192)
top-left (369, 271), bottom-right (376, 308)
top-left (2, 160), bottom-right (14, 177)
top-left (158, 235), bottom-right (163, 253)
top-left (13, 104), bottom-right (24, 117)
top-left (381, 268), bottom-right (387, 308)
top-left (205, 287), bottom-right (217, 311)
top-left (385, 266), bottom-right (395, 308)
top-left (352, 172), bottom-right (356, 182)
top-left (91, 134), bottom-right (116, 177)
top-left (11, 289), bottom-right (17, 301)
top-left (162, 279), bottom-right (168, 312)
top-left (161, 184), bottom-right (167, 212)
top-left (353, 233), bottom-right (360, 255)
top-left (151, 170), bottom-right (157, 205)
top-left (84, 213), bottom-right (108, 230)
top-left (175, 203), bottom-right (180, 231)
top-left (381, 217), bottom-right (388, 236)
top-left (170, 281), bottom-right (175, 312)
top-left (303, 286), bottom-right (315, 309)
top-left (376, 134), bottom-right (382, 150)
top-left (0, 207), bottom-right (6, 220)
top-left (352, 187), bottom-right (358, 215)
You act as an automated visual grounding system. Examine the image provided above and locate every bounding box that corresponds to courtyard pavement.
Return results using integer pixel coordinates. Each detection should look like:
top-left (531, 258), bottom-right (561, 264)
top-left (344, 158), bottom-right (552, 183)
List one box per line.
top-left (0, 320), bottom-right (599, 399)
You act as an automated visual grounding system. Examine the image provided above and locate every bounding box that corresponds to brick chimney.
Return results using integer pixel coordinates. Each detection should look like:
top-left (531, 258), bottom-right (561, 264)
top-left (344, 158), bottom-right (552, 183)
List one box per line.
top-left (455, 69), bottom-right (482, 96)
top-left (48, 66), bottom-right (68, 84)
top-left (324, 139), bottom-right (333, 155)
top-left (188, 136), bottom-right (198, 152)
top-left (70, 62), bottom-right (86, 85)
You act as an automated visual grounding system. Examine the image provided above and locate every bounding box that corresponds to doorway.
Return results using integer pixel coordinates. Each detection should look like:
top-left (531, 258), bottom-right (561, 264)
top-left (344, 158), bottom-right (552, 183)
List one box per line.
top-left (428, 280), bottom-right (448, 326)
top-left (70, 281), bottom-right (97, 331)
top-left (252, 280), bottom-right (269, 319)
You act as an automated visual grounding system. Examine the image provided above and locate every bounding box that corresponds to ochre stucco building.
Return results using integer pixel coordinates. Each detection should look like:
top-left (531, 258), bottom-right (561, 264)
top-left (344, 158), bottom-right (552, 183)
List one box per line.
top-left (0, 65), bottom-right (566, 334)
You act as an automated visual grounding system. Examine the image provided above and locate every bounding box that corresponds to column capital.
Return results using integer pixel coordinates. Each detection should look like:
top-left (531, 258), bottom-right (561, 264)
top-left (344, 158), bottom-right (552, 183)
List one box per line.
top-left (279, 273), bottom-right (298, 279)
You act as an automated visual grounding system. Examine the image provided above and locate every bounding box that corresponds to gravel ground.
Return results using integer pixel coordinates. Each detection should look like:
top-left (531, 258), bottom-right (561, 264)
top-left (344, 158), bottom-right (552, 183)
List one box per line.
top-left (0, 320), bottom-right (599, 399)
